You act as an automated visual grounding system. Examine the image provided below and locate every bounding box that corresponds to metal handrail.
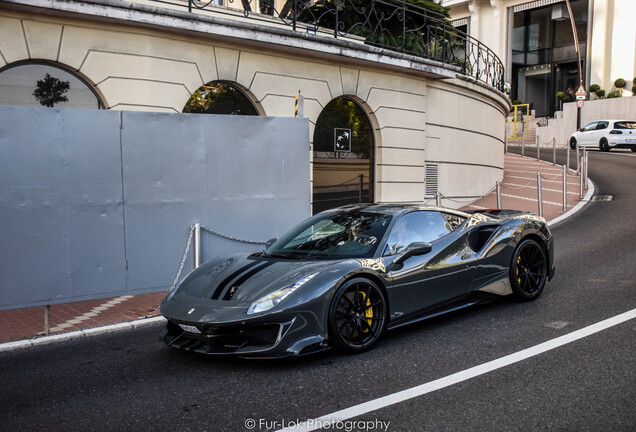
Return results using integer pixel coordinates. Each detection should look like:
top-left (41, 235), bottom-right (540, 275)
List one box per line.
top-left (147, 0), bottom-right (504, 91)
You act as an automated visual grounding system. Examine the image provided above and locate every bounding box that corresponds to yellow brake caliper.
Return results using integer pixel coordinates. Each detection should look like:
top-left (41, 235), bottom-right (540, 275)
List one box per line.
top-left (359, 291), bottom-right (373, 333)
top-left (517, 256), bottom-right (522, 285)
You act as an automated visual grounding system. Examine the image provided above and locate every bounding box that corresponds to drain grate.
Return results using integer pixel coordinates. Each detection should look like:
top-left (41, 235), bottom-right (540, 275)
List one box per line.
top-left (591, 195), bottom-right (613, 201)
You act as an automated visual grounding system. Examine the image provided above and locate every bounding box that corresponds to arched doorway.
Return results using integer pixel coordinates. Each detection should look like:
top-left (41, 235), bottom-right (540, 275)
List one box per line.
top-left (183, 81), bottom-right (259, 115)
top-left (312, 97), bottom-right (374, 214)
top-left (0, 61), bottom-right (104, 109)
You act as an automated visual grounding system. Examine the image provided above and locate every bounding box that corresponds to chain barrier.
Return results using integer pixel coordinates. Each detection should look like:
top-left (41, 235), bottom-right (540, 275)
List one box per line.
top-left (500, 177), bottom-right (536, 191)
top-left (142, 225), bottom-right (195, 318)
top-left (440, 184), bottom-right (497, 204)
top-left (169, 225), bottom-right (195, 293)
top-left (540, 172), bottom-right (563, 181)
top-left (433, 184), bottom-right (497, 204)
top-left (201, 225), bottom-right (267, 245)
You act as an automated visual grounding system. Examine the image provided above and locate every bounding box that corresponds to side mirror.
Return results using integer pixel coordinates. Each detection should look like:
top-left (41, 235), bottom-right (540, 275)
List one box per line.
top-left (265, 238), bottom-right (277, 248)
top-left (393, 242), bottom-right (432, 266)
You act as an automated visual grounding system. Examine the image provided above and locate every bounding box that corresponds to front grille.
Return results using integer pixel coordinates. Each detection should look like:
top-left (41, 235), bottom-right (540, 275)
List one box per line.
top-left (221, 324), bottom-right (281, 347)
top-left (162, 320), bottom-right (290, 354)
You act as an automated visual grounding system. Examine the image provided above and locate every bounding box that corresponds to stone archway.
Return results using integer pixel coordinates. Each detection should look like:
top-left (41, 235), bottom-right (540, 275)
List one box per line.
top-left (312, 97), bottom-right (375, 214)
top-left (0, 61), bottom-right (105, 109)
top-left (183, 80), bottom-right (259, 115)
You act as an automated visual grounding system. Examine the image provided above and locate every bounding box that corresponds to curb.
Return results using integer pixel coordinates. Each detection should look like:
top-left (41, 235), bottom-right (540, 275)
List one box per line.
top-left (548, 179), bottom-right (595, 227)
top-left (0, 316), bottom-right (166, 354)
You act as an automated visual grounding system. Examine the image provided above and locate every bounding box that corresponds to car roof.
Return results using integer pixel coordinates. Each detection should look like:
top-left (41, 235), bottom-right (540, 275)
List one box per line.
top-left (586, 119), bottom-right (635, 123)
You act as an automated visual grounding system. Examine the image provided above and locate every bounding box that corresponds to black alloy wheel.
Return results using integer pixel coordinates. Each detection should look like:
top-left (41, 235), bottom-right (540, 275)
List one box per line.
top-left (510, 239), bottom-right (548, 301)
top-left (328, 278), bottom-right (387, 353)
top-left (570, 137), bottom-right (577, 150)
top-left (600, 138), bottom-right (610, 152)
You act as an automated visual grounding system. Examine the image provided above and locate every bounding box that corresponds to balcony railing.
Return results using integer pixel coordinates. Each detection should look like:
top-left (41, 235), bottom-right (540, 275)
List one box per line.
top-left (149, 0), bottom-right (504, 91)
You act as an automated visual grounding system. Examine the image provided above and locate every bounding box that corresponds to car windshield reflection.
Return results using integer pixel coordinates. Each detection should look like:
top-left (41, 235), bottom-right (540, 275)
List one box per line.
top-left (266, 211), bottom-right (392, 259)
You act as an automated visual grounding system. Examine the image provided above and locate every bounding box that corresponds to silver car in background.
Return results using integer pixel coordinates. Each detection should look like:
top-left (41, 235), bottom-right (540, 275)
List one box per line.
top-left (569, 120), bottom-right (636, 152)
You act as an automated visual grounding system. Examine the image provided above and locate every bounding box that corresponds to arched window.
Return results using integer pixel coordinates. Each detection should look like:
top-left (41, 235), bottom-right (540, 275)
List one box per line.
top-left (312, 97), bottom-right (374, 214)
top-left (0, 62), bottom-right (104, 109)
top-left (183, 81), bottom-right (258, 115)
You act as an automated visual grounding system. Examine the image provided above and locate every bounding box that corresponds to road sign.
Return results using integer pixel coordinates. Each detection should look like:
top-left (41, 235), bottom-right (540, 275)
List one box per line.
top-left (577, 100), bottom-right (584, 108)
top-left (575, 85), bottom-right (586, 97)
top-left (576, 95), bottom-right (585, 100)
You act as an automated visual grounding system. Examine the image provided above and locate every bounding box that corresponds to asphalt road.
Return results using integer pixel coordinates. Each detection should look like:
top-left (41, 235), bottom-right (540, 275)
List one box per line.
top-left (1, 149), bottom-right (635, 432)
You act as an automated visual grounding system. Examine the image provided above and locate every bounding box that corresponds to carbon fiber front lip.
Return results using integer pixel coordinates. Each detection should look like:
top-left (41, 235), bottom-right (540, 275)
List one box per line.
top-left (161, 319), bottom-right (295, 355)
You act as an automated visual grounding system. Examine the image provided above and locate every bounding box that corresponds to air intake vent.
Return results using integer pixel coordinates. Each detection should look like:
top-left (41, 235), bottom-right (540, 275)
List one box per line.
top-left (425, 163), bottom-right (439, 197)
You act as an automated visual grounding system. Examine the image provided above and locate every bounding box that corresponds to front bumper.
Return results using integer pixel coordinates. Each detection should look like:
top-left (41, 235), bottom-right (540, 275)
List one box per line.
top-left (161, 319), bottom-right (296, 356)
top-left (160, 299), bottom-right (330, 357)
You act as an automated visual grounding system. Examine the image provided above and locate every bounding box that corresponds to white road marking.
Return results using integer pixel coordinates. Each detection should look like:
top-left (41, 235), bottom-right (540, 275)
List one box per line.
top-left (505, 174), bottom-right (579, 186)
top-left (503, 183), bottom-right (580, 195)
top-left (501, 193), bottom-right (562, 206)
top-left (49, 295), bottom-right (134, 333)
top-left (276, 307), bottom-right (636, 432)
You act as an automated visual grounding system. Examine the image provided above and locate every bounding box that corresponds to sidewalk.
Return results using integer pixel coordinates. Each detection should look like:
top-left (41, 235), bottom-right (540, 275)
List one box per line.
top-left (464, 153), bottom-right (586, 223)
top-left (0, 153), bottom-right (592, 346)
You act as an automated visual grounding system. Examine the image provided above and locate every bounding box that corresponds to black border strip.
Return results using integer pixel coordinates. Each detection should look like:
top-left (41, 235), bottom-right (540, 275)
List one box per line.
top-left (210, 261), bottom-right (261, 300)
top-left (222, 261), bottom-right (276, 301)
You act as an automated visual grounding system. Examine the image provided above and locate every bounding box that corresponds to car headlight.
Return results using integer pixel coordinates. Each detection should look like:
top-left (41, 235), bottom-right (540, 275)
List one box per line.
top-left (247, 273), bottom-right (318, 315)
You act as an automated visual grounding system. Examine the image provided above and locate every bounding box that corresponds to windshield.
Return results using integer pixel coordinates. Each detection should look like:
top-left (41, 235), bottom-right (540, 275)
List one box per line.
top-left (266, 211), bottom-right (392, 259)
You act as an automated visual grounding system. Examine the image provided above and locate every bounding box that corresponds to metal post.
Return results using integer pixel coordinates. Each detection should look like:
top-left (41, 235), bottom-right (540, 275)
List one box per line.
top-left (552, 138), bottom-right (556, 165)
top-left (566, 141), bottom-right (570, 171)
top-left (436, 192), bottom-right (442, 207)
top-left (294, 91), bottom-right (303, 118)
top-left (537, 172), bottom-right (543, 217)
top-left (358, 174), bottom-right (363, 203)
top-left (584, 148), bottom-right (589, 190)
top-left (44, 305), bottom-right (50, 335)
top-left (579, 156), bottom-right (584, 198)
top-left (562, 165), bottom-right (567, 212)
top-left (576, 144), bottom-right (580, 173)
top-left (536, 136), bottom-right (540, 161)
top-left (504, 132), bottom-right (508, 154)
top-left (193, 223), bottom-right (201, 270)
top-left (496, 181), bottom-right (501, 209)
top-left (522, 133), bottom-right (525, 156)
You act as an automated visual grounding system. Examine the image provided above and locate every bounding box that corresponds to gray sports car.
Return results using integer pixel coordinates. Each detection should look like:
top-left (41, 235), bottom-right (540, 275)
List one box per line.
top-left (160, 204), bottom-right (555, 358)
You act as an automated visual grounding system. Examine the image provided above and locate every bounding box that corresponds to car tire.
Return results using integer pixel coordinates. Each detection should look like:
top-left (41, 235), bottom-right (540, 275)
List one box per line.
top-left (509, 239), bottom-right (548, 301)
top-left (599, 138), bottom-right (610, 152)
top-left (328, 277), bottom-right (387, 353)
top-left (569, 137), bottom-right (577, 150)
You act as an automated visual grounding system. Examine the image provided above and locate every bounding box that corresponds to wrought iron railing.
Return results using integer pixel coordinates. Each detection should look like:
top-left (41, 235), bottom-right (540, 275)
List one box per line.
top-left (149, 0), bottom-right (504, 91)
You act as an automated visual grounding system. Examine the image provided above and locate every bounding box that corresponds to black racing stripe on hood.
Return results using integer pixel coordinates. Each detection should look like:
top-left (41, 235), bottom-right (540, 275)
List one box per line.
top-left (210, 260), bottom-right (261, 300)
top-left (222, 261), bottom-right (276, 300)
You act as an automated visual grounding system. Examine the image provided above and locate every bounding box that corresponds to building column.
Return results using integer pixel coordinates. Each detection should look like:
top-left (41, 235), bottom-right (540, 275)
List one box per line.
top-left (468, 0), bottom-right (480, 40)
